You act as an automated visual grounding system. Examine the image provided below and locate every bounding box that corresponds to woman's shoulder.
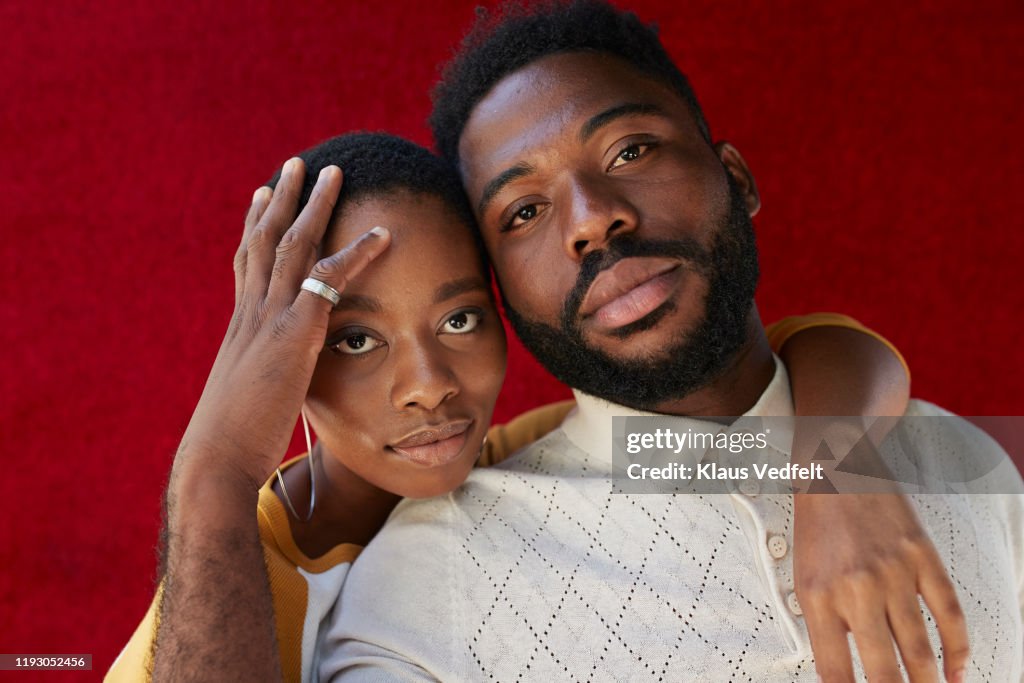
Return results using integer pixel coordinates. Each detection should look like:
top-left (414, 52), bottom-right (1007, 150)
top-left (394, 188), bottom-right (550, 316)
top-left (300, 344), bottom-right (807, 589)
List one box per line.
top-left (480, 400), bottom-right (577, 467)
top-left (258, 460), bottom-right (363, 573)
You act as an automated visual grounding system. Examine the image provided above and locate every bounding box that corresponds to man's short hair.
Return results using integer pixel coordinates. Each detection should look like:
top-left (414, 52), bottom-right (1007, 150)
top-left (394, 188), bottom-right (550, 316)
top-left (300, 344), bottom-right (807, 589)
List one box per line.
top-left (429, 0), bottom-right (713, 168)
top-left (266, 132), bottom-right (475, 229)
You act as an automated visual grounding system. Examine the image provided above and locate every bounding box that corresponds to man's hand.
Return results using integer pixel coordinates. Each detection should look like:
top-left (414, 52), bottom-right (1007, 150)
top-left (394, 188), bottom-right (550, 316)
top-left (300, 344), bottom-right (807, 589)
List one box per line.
top-left (795, 491), bottom-right (968, 683)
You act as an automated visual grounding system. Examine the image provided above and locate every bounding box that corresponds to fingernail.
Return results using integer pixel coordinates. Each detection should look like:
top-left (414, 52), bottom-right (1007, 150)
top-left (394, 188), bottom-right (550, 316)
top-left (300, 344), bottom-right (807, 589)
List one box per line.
top-left (283, 157), bottom-right (299, 175)
top-left (950, 668), bottom-right (966, 683)
top-left (252, 186), bottom-right (268, 202)
top-left (317, 166), bottom-right (332, 183)
top-left (369, 226), bottom-right (389, 238)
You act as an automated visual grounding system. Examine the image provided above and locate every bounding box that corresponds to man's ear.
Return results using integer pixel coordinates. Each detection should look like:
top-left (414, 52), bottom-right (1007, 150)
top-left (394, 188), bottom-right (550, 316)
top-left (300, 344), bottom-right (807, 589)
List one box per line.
top-left (714, 141), bottom-right (761, 217)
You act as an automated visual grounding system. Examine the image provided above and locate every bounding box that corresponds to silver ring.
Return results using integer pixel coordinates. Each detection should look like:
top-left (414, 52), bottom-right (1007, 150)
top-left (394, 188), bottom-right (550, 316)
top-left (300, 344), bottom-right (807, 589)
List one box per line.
top-left (300, 277), bottom-right (341, 307)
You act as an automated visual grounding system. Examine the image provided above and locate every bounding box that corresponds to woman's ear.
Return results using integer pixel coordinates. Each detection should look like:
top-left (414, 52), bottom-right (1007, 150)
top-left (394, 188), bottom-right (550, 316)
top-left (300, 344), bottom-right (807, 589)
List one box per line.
top-left (714, 141), bottom-right (761, 217)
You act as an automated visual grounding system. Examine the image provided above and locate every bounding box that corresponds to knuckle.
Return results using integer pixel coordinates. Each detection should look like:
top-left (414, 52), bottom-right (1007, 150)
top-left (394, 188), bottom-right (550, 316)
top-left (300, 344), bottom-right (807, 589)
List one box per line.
top-left (904, 642), bottom-right (937, 667)
top-left (946, 642), bottom-right (970, 660)
top-left (817, 671), bottom-right (854, 683)
top-left (841, 568), bottom-right (883, 596)
top-left (274, 231), bottom-right (302, 263)
top-left (276, 227), bottom-right (298, 250)
top-left (246, 227), bottom-right (270, 251)
top-left (872, 674), bottom-right (902, 683)
top-left (310, 260), bottom-right (336, 283)
top-left (227, 307), bottom-right (246, 336)
top-left (899, 533), bottom-right (933, 561)
top-left (269, 309), bottom-right (301, 340)
top-left (247, 301), bottom-right (272, 331)
top-left (795, 582), bottom-right (832, 609)
top-left (277, 174), bottom-right (301, 201)
top-left (941, 598), bottom-right (966, 623)
top-left (278, 229), bottom-right (316, 260)
top-left (232, 247), bottom-right (247, 274)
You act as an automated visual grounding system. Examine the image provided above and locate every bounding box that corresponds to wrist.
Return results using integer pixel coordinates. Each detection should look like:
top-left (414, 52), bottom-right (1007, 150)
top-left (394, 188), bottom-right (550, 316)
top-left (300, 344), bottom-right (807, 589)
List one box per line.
top-left (168, 451), bottom-right (263, 535)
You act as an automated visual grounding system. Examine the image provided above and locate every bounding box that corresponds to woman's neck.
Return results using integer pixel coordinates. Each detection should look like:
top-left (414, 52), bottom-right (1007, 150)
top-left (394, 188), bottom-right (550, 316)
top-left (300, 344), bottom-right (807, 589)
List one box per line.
top-left (275, 444), bottom-right (402, 557)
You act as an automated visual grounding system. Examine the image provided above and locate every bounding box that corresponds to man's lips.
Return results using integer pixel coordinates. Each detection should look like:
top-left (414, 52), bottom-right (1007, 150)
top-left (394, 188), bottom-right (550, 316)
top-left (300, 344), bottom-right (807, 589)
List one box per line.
top-left (388, 420), bottom-right (473, 467)
top-left (578, 257), bottom-right (682, 331)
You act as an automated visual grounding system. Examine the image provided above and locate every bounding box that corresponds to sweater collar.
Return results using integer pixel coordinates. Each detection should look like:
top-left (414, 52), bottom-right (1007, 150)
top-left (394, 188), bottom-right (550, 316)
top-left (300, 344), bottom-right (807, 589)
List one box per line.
top-left (561, 354), bottom-right (794, 459)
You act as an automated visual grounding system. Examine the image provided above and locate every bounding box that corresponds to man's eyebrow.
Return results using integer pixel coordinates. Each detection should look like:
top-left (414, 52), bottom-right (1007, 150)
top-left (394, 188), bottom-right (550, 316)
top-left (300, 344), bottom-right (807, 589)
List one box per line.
top-left (477, 162), bottom-right (534, 217)
top-left (579, 102), bottom-right (665, 143)
top-left (332, 293), bottom-right (382, 313)
top-left (434, 276), bottom-right (489, 304)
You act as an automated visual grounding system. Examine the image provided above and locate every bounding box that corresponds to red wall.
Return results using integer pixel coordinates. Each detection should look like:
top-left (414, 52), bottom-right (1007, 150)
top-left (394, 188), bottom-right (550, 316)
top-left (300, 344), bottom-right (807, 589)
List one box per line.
top-left (1, 0), bottom-right (1021, 677)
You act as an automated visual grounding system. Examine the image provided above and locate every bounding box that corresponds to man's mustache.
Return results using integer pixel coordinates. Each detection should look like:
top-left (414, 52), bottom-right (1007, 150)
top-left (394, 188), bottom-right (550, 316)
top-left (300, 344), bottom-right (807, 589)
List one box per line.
top-left (559, 235), bottom-right (713, 331)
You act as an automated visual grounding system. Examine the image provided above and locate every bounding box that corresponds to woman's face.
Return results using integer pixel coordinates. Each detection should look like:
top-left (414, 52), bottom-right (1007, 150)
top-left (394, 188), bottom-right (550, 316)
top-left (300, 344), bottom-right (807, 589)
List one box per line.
top-left (305, 191), bottom-right (507, 498)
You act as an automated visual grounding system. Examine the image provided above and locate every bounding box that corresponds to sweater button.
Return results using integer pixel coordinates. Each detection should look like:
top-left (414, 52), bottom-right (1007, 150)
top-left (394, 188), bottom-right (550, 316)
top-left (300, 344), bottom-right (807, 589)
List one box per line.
top-left (767, 535), bottom-right (789, 559)
top-left (738, 478), bottom-right (760, 497)
top-left (786, 591), bottom-right (803, 616)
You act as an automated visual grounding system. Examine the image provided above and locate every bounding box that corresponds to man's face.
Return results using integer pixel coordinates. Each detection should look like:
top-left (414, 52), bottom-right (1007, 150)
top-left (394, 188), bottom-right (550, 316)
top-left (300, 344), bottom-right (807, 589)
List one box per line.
top-left (458, 51), bottom-right (763, 410)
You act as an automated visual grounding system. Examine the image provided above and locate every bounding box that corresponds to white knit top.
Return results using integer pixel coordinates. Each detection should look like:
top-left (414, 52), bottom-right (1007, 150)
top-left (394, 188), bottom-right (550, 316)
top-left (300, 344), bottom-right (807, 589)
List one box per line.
top-left (319, 358), bottom-right (1024, 681)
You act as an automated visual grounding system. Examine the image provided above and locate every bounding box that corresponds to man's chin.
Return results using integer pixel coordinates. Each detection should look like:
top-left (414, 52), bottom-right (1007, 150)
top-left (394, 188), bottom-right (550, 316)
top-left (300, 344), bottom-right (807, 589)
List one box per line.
top-left (580, 298), bottom-right (702, 360)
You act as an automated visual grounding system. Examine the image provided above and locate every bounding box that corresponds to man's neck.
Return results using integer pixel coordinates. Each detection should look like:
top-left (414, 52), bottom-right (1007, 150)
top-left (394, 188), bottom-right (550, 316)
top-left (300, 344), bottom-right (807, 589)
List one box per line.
top-left (651, 311), bottom-right (774, 418)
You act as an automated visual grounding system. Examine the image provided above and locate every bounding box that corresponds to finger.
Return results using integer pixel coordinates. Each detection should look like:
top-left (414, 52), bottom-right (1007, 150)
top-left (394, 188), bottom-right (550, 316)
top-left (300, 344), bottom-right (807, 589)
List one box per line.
top-left (888, 592), bottom-right (940, 682)
top-left (267, 165), bottom-right (343, 306)
top-left (849, 603), bottom-right (904, 683)
top-left (804, 607), bottom-right (856, 683)
top-left (292, 226), bottom-right (391, 318)
top-left (918, 554), bottom-right (969, 682)
top-left (244, 156), bottom-right (305, 299)
top-left (234, 186), bottom-right (273, 300)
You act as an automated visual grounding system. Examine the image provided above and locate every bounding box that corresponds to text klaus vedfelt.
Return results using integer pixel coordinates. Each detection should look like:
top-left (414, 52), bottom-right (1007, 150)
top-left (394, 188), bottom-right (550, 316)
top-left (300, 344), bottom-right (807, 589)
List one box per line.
top-left (624, 428), bottom-right (823, 482)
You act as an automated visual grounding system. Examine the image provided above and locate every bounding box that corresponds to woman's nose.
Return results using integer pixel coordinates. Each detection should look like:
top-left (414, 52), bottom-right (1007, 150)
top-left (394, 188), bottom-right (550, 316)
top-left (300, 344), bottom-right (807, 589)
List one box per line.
top-left (389, 342), bottom-right (460, 411)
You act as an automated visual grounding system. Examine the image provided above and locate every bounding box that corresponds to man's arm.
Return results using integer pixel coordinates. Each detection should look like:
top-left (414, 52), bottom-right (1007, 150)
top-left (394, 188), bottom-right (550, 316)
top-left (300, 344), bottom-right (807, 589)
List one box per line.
top-left (778, 323), bottom-right (969, 683)
top-left (150, 454), bottom-right (281, 682)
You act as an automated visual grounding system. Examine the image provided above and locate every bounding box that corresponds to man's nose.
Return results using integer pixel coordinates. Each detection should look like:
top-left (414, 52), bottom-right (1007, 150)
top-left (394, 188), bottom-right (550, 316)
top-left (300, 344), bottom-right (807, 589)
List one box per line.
top-left (389, 341), bottom-right (459, 412)
top-left (561, 173), bottom-right (639, 260)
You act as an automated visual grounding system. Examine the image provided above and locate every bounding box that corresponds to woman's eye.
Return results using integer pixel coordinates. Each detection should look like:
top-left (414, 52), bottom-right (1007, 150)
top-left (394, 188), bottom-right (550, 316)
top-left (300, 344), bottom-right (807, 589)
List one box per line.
top-left (609, 143), bottom-right (651, 170)
top-left (441, 311), bottom-right (482, 335)
top-left (516, 205), bottom-right (537, 221)
top-left (330, 333), bottom-right (384, 356)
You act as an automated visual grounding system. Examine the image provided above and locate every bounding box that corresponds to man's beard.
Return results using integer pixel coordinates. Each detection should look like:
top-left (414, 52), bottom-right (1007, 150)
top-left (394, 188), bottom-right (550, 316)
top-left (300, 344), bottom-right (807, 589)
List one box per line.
top-left (502, 174), bottom-right (760, 411)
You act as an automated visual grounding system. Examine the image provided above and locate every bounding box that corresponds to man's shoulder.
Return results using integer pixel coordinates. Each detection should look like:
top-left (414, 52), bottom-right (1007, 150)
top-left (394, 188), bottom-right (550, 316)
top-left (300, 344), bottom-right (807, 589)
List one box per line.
top-left (347, 426), bottom-right (595, 577)
top-left (897, 399), bottom-right (1023, 494)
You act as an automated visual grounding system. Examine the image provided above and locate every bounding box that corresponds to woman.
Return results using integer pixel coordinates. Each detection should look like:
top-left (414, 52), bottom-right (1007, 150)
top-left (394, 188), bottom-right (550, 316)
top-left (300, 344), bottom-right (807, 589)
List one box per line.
top-left (107, 133), bottom-right (962, 682)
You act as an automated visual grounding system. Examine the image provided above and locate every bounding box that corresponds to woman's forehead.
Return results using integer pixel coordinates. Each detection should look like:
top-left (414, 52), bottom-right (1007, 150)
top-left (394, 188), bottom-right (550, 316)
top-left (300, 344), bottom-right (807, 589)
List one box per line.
top-left (323, 193), bottom-right (484, 298)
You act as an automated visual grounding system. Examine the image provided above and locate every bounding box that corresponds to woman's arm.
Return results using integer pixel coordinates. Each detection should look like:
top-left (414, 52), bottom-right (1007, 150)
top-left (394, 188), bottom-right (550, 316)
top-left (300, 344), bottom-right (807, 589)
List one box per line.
top-left (135, 162), bottom-right (389, 682)
top-left (779, 320), bottom-right (968, 683)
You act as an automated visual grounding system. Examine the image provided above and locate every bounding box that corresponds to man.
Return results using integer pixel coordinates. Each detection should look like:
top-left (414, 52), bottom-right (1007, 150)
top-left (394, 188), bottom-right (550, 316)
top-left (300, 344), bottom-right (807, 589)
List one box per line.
top-left (317, 1), bottom-right (1024, 681)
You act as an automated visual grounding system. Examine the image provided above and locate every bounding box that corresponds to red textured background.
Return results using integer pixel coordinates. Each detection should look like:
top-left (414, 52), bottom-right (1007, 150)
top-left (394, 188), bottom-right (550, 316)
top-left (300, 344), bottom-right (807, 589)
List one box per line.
top-left (1, 0), bottom-right (1022, 678)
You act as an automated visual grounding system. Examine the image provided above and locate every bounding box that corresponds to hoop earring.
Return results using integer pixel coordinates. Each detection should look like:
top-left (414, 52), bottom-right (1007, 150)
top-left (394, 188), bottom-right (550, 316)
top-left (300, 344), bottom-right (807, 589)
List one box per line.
top-left (275, 408), bottom-right (317, 522)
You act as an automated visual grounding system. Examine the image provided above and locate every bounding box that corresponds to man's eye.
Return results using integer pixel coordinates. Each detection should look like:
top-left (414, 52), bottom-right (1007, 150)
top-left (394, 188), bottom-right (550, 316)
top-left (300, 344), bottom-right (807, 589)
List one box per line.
top-left (609, 143), bottom-right (651, 170)
top-left (440, 310), bottom-right (482, 334)
top-left (330, 333), bottom-right (384, 355)
top-left (504, 204), bottom-right (539, 232)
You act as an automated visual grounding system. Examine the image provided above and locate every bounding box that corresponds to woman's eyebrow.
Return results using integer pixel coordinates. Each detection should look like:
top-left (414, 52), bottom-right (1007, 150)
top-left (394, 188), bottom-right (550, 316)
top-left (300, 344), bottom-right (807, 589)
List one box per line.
top-left (333, 293), bottom-right (383, 313)
top-left (434, 276), bottom-right (488, 304)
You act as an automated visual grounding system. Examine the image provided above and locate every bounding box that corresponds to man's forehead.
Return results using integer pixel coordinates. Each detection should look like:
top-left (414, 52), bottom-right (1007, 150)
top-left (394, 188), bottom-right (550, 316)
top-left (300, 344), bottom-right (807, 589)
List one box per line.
top-left (458, 52), bottom-right (690, 187)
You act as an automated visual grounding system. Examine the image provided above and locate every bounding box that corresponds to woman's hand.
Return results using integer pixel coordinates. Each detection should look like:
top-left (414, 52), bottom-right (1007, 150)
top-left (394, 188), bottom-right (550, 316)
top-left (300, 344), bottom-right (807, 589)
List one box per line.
top-left (174, 158), bottom-right (390, 490)
top-left (793, 432), bottom-right (968, 683)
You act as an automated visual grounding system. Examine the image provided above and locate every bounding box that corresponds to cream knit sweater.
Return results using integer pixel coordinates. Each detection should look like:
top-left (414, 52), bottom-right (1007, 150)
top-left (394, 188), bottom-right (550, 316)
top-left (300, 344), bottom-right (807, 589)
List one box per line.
top-left (320, 358), bottom-right (1024, 681)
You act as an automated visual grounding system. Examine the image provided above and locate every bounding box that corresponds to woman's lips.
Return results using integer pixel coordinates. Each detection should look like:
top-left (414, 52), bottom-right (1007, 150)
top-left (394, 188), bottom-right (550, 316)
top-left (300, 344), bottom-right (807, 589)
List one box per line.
top-left (388, 420), bottom-right (473, 467)
top-left (579, 257), bottom-right (683, 332)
